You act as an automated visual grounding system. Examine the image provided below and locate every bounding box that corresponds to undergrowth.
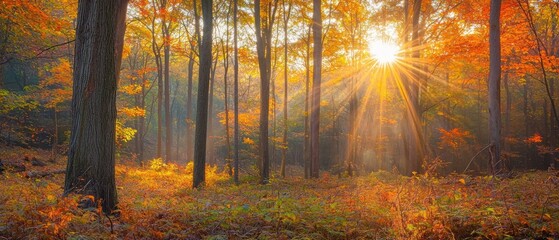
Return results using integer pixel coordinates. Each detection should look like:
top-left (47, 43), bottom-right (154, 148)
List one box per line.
top-left (0, 147), bottom-right (558, 239)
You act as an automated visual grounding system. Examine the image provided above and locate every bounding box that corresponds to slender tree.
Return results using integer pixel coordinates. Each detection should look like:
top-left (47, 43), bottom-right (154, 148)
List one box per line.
top-left (280, 0), bottom-right (292, 178)
top-left (185, 39), bottom-right (195, 162)
top-left (64, 0), bottom-right (128, 214)
top-left (233, 0), bottom-right (240, 185)
top-left (193, 0), bottom-right (212, 188)
top-left (408, 0), bottom-right (424, 173)
top-left (222, 4), bottom-right (232, 176)
top-left (488, 0), bottom-right (502, 173)
top-left (161, 0), bottom-right (172, 162)
top-left (310, 0), bottom-right (322, 178)
top-left (304, 22), bottom-right (311, 179)
top-left (254, 0), bottom-right (279, 184)
top-left (149, 0), bottom-right (164, 159)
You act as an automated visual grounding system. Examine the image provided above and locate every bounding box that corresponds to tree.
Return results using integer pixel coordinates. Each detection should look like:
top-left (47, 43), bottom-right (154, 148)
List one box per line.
top-left (161, 0), bottom-right (172, 163)
top-left (310, 0), bottom-right (322, 178)
top-left (304, 22), bottom-right (311, 179)
top-left (488, 0), bottom-right (502, 174)
top-left (254, 0), bottom-right (279, 184)
top-left (280, 0), bottom-right (292, 178)
top-left (408, 0), bottom-right (425, 174)
top-left (37, 59), bottom-right (72, 161)
top-left (233, 0), bottom-right (240, 185)
top-left (222, 4), bottom-right (233, 176)
top-left (63, 0), bottom-right (129, 214)
top-left (193, 0), bottom-right (213, 188)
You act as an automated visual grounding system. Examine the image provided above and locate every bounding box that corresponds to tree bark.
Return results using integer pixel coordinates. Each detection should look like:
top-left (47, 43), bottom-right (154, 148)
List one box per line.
top-left (139, 68), bottom-right (146, 163)
top-left (162, 0), bottom-right (172, 163)
top-left (233, 0), bottom-right (240, 185)
top-left (488, 0), bottom-right (502, 174)
top-left (186, 47), bottom-right (194, 162)
top-left (408, 0), bottom-right (424, 174)
top-left (281, 0), bottom-right (291, 178)
top-left (254, 0), bottom-right (278, 184)
top-left (149, 2), bottom-right (164, 159)
top-left (193, 0), bottom-right (212, 188)
top-left (51, 107), bottom-right (58, 162)
top-left (504, 71), bottom-right (511, 153)
top-left (310, 0), bottom-right (322, 178)
top-left (64, 0), bottom-right (128, 214)
top-left (304, 23), bottom-right (311, 179)
top-left (223, 14), bottom-right (232, 175)
top-left (255, 0), bottom-right (270, 184)
top-left (207, 51), bottom-right (217, 166)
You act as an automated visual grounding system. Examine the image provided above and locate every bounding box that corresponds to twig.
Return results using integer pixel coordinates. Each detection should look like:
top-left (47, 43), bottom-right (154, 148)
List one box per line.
top-left (30, 40), bottom-right (76, 60)
top-left (0, 40), bottom-right (76, 66)
top-left (105, 214), bottom-right (114, 234)
top-left (463, 144), bottom-right (491, 173)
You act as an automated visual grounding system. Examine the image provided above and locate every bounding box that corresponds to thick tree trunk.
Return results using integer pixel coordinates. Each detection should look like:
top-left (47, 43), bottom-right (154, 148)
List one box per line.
top-left (310, 0), bottom-right (322, 178)
top-left (193, 0), bottom-right (212, 188)
top-left (64, 0), bottom-right (128, 214)
top-left (488, 0), bottom-right (502, 174)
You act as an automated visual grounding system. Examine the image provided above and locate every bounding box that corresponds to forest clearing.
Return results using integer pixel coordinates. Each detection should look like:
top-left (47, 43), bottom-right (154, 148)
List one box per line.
top-left (1, 147), bottom-right (559, 239)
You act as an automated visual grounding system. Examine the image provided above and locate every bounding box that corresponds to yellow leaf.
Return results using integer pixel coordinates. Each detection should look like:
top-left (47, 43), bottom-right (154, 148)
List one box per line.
top-left (47, 194), bottom-right (55, 202)
top-left (459, 179), bottom-right (466, 185)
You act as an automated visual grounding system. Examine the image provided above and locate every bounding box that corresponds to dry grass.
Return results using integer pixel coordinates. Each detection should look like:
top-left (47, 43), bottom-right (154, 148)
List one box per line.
top-left (1, 146), bottom-right (558, 239)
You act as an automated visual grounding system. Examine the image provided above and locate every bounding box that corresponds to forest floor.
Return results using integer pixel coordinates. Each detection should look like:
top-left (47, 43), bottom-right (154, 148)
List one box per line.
top-left (1, 146), bottom-right (558, 239)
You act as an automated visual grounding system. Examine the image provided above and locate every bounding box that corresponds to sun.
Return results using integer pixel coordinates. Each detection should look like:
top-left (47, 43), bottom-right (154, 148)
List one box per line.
top-left (369, 40), bottom-right (400, 64)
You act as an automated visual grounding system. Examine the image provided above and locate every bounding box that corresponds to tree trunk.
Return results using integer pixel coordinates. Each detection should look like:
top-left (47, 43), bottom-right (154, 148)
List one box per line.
top-left (281, 0), bottom-right (291, 178)
top-left (488, 0), bottom-right (502, 174)
top-left (162, 1), bottom-right (172, 163)
top-left (223, 20), bottom-right (232, 176)
top-left (64, 0), bottom-right (128, 214)
top-left (139, 71), bottom-right (146, 163)
top-left (176, 106), bottom-right (180, 162)
top-left (400, 0), bottom-right (425, 175)
top-left (254, 0), bottom-right (278, 184)
top-left (51, 107), bottom-right (58, 162)
top-left (304, 23), bottom-right (311, 179)
top-left (186, 48), bottom-right (194, 162)
top-left (347, 80), bottom-right (357, 176)
top-left (193, 0), bottom-right (212, 188)
top-left (524, 75), bottom-right (530, 167)
top-left (310, 0), bottom-right (322, 178)
top-left (233, 0), bottom-right (240, 185)
top-left (150, 7), bottom-right (163, 159)
top-left (207, 50), bottom-right (218, 166)
top-left (504, 71), bottom-right (511, 153)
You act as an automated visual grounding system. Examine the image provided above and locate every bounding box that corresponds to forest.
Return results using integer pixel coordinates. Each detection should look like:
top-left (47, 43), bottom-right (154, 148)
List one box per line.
top-left (0, 0), bottom-right (558, 239)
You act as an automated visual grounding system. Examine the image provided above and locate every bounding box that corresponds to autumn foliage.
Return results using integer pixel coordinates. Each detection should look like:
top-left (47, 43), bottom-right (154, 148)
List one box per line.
top-left (0, 147), bottom-right (558, 239)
